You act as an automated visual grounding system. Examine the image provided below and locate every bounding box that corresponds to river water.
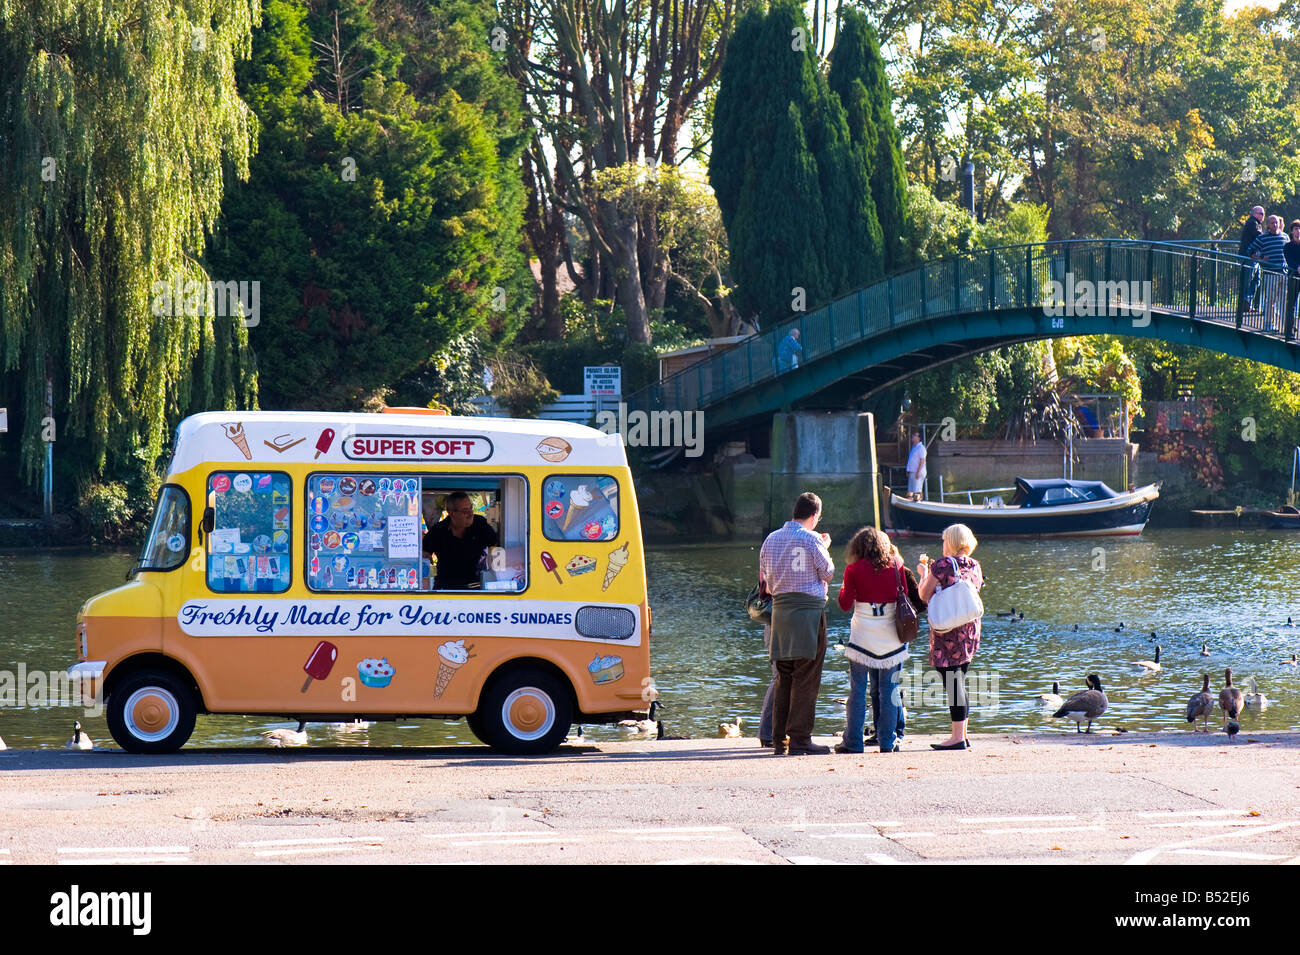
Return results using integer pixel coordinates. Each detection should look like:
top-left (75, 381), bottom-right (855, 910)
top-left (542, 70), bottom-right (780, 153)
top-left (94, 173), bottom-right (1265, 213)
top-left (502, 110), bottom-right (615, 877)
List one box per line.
top-left (2, 530), bottom-right (1297, 749)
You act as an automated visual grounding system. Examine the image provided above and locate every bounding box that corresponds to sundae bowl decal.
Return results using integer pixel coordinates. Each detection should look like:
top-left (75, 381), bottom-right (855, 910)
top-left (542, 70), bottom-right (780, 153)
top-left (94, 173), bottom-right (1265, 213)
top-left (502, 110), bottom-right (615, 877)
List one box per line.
top-left (587, 653), bottom-right (625, 685)
top-left (357, 657), bottom-right (395, 689)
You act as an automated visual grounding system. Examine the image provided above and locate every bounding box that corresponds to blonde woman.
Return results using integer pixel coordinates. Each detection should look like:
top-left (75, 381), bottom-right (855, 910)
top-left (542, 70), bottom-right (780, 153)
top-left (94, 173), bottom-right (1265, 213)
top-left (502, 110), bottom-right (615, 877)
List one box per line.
top-left (917, 523), bottom-right (984, 750)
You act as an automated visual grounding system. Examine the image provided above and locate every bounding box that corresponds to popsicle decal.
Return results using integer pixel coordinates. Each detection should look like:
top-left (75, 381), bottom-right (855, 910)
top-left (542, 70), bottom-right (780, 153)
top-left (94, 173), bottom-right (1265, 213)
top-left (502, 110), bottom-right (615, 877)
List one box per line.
top-left (223, 422), bottom-right (252, 460)
top-left (314, 427), bottom-right (336, 459)
top-left (540, 551), bottom-right (562, 583)
top-left (302, 640), bottom-right (338, 692)
top-left (434, 640), bottom-right (474, 697)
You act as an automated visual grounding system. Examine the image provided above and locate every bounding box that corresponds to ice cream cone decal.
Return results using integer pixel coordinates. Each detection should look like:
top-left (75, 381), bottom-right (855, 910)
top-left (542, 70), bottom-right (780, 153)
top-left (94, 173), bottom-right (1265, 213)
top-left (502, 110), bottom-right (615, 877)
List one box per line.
top-left (435, 640), bottom-right (474, 698)
top-left (602, 541), bottom-right (630, 591)
top-left (223, 422), bottom-right (252, 460)
top-left (561, 484), bottom-right (593, 532)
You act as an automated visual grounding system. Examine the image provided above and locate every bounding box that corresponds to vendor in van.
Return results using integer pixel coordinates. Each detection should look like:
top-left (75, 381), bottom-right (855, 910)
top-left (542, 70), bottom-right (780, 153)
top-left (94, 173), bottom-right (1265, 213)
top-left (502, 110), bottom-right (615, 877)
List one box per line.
top-left (423, 491), bottom-right (498, 589)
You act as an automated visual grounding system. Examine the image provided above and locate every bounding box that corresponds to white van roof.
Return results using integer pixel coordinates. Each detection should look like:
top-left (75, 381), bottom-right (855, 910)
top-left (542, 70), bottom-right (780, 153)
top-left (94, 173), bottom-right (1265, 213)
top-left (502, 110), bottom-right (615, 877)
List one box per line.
top-left (169, 411), bottom-right (629, 474)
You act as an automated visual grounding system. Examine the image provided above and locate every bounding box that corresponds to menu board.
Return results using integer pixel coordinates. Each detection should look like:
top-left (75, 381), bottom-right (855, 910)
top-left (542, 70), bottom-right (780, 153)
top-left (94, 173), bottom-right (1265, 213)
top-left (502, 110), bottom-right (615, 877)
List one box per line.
top-left (307, 473), bottom-right (422, 591)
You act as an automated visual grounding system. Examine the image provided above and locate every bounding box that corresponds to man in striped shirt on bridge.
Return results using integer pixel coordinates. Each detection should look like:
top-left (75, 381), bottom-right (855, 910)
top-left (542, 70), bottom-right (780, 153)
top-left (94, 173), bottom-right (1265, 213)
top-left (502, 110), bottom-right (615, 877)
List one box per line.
top-left (1248, 215), bottom-right (1288, 331)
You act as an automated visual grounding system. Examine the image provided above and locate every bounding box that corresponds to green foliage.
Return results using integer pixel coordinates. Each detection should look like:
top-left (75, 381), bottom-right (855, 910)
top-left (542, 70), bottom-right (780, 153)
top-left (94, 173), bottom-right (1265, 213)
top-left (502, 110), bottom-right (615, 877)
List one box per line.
top-left (0, 0), bottom-right (259, 489)
top-left (912, 342), bottom-right (1050, 435)
top-left (710, 2), bottom-right (893, 323)
top-left (1052, 337), bottom-right (1143, 422)
top-left (213, 0), bottom-right (529, 412)
top-left (484, 356), bottom-right (558, 419)
top-left (830, 10), bottom-right (907, 270)
top-left (901, 182), bottom-right (978, 261)
top-left (976, 203), bottom-right (1049, 249)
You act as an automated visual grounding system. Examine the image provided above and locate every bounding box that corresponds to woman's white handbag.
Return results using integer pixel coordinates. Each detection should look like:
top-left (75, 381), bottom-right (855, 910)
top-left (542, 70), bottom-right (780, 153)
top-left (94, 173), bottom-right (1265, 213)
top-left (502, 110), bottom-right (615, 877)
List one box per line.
top-left (927, 557), bottom-right (984, 631)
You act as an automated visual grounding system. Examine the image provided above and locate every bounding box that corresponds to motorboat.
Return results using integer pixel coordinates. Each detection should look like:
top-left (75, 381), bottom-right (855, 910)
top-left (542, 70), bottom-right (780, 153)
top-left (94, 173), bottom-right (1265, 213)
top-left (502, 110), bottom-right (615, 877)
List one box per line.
top-left (888, 477), bottom-right (1160, 537)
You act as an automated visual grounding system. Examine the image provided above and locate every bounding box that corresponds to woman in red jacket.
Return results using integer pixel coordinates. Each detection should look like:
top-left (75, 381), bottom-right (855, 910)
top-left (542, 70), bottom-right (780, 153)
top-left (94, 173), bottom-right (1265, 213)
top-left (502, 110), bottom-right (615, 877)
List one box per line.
top-left (837, 526), bottom-right (920, 753)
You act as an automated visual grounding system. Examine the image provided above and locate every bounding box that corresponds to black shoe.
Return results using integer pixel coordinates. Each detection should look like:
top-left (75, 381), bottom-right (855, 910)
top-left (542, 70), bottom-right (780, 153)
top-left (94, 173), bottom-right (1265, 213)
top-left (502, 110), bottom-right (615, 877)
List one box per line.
top-left (863, 735), bottom-right (878, 747)
top-left (759, 738), bottom-right (773, 748)
top-left (833, 742), bottom-right (863, 754)
top-left (930, 739), bottom-right (970, 750)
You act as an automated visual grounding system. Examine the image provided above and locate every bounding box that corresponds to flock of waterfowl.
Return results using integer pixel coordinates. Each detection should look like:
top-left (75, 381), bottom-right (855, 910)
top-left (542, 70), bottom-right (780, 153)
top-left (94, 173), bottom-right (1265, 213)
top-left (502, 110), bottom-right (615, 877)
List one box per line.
top-left (1032, 614), bottom-right (1297, 741)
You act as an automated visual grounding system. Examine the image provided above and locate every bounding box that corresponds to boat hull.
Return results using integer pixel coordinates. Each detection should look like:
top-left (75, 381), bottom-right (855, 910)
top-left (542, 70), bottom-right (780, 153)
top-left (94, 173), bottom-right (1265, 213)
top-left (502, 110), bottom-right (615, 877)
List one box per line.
top-left (889, 487), bottom-right (1159, 538)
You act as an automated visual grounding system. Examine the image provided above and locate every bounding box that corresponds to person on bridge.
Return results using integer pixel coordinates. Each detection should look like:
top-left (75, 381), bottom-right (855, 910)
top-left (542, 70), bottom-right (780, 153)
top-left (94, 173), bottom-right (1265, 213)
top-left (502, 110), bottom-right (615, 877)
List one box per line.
top-left (1248, 215), bottom-right (1288, 332)
top-left (906, 430), bottom-right (927, 501)
top-left (1236, 205), bottom-right (1265, 327)
top-left (1284, 220), bottom-right (1300, 341)
top-left (759, 492), bottom-right (833, 755)
top-left (776, 328), bottom-right (803, 373)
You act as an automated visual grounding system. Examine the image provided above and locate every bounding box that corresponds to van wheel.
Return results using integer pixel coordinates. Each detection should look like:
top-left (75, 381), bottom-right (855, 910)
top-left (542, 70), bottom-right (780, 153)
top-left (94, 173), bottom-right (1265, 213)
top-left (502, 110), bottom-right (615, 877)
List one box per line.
top-left (476, 668), bottom-right (572, 754)
top-left (106, 670), bottom-right (197, 754)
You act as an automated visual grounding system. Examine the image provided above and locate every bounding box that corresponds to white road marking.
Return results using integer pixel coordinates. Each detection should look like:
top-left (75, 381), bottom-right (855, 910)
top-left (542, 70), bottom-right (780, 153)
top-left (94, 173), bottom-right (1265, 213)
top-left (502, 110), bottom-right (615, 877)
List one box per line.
top-left (632, 834), bottom-right (728, 842)
top-left (1137, 809), bottom-right (1249, 818)
top-left (1168, 849), bottom-right (1288, 860)
top-left (58, 845), bottom-right (188, 854)
top-left (1126, 819), bottom-right (1300, 865)
top-left (610, 825), bottom-right (731, 834)
top-left (57, 856), bottom-right (186, 865)
top-left (237, 836), bottom-right (383, 847)
top-left (1148, 819), bottom-right (1274, 829)
top-left (253, 844), bottom-right (383, 857)
top-left (963, 814), bottom-right (1077, 824)
top-left (889, 832), bottom-right (937, 838)
top-left (810, 833), bottom-right (884, 840)
top-left (793, 821), bottom-right (901, 828)
top-left (980, 825), bottom-right (1103, 835)
top-left (785, 856), bottom-right (847, 865)
top-left (422, 830), bottom-right (556, 840)
top-left (449, 837), bottom-right (570, 847)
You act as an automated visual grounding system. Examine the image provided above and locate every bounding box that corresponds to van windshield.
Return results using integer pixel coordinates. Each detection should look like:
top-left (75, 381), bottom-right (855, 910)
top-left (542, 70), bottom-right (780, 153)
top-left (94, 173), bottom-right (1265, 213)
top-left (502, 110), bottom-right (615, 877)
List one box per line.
top-left (138, 485), bottom-right (191, 572)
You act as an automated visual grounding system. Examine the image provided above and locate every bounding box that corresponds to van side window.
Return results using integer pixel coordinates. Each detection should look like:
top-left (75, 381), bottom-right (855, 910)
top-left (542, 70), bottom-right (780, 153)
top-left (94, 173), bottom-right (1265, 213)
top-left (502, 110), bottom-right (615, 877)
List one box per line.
top-left (542, 475), bottom-right (619, 542)
top-left (206, 472), bottom-right (292, 592)
top-left (421, 477), bottom-right (527, 592)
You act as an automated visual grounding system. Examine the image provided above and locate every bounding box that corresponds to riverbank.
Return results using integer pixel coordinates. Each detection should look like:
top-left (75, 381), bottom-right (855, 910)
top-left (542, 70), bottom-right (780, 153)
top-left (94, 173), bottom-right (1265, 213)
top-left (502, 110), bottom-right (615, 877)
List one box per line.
top-left (2, 731), bottom-right (1298, 865)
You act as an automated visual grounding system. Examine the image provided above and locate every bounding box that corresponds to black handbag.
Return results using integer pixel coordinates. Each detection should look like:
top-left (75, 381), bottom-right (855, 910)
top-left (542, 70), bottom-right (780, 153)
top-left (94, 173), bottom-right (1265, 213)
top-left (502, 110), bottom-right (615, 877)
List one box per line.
top-left (894, 565), bottom-right (919, 642)
top-left (745, 580), bottom-right (772, 623)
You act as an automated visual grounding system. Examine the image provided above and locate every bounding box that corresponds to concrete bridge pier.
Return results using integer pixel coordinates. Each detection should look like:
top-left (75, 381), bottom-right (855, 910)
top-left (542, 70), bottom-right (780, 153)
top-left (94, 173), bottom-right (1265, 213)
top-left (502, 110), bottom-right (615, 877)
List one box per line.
top-left (715, 411), bottom-right (880, 540)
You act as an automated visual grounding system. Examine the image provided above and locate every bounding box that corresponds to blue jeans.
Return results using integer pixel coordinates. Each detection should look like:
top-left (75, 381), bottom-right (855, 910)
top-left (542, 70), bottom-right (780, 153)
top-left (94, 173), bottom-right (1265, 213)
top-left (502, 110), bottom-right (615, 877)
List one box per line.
top-left (844, 660), bottom-right (905, 751)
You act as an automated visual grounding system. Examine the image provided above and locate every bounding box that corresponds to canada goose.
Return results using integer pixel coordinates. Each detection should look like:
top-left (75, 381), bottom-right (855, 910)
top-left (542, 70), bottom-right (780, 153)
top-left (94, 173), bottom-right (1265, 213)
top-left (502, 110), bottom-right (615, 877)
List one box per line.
top-left (1280, 653), bottom-right (1298, 667)
top-left (717, 718), bottom-right (743, 739)
top-left (1052, 674), bottom-right (1108, 733)
top-left (65, 720), bottom-right (94, 751)
top-left (1036, 682), bottom-right (1064, 708)
top-left (1114, 622), bottom-right (1125, 633)
top-left (618, 718), bottom-right (657, 735)
top-left (565, 725), bottom-right (587, 744)
top-left (1200, 642), bottom-right (1210, 657)
top-left (996, 607), bottom-right (1017, 618)
top-left (1133, 645), bottom-right (1162, 673)
top-left (1072, 624), bottom-right (1080, 632)
top-left (1219, 670), bottom-right (1244, 730)
top-left (1226, 718), bottom-right (1240, 742)
top-left (1245, 676), bottom-right (1268, 711)
top-left (1148, 631), bottom-right (1158, 641)
top-left (327, 719), bottom-right (372, 732)
top-left (1286, 617), bottom-right (1295, 627)
top-left (1185, 674), bottom-right (1214, 733)
top-left (262, 720), bottom-right (308, 747)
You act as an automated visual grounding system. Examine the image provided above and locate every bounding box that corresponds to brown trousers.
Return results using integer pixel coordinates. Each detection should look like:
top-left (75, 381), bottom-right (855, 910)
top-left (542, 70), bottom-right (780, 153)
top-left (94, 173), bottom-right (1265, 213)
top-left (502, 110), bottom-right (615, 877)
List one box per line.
top-left (771, 613), bottom-right (827, 745)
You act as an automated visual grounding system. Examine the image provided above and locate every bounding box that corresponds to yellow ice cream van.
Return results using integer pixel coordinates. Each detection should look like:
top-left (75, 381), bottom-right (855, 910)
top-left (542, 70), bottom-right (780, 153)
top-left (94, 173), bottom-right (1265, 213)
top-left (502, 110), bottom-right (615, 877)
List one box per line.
top-left (68, 410), bottom-right (653, 754)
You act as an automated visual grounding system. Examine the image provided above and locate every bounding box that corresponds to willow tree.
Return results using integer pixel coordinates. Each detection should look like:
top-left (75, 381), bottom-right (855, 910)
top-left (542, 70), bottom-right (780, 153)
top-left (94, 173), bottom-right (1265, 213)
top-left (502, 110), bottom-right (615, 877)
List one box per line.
top-left (0, 0), bottom-right (259, 488)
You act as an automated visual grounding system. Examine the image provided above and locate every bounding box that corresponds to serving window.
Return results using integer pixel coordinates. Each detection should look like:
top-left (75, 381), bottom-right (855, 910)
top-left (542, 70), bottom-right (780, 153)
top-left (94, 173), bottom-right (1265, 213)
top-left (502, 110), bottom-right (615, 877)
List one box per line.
top-left (306, 473), bottom-right (526, 592)
top-left (206, 471), bottom-right (292, 592)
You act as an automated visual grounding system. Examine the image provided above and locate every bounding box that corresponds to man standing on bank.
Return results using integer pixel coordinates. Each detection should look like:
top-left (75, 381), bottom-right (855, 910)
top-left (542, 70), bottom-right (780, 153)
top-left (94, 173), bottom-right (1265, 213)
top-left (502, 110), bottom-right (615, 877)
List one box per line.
top-left (906, 430), bottom-right (927, 501)
top-left (759, 492), bottom-right (834, 755)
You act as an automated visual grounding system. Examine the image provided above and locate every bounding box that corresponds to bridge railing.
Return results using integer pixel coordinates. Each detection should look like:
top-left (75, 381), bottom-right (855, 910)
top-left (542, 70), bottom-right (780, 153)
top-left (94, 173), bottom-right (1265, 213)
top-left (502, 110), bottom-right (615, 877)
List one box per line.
top-left (626, 238), bottom-right (1295, 418)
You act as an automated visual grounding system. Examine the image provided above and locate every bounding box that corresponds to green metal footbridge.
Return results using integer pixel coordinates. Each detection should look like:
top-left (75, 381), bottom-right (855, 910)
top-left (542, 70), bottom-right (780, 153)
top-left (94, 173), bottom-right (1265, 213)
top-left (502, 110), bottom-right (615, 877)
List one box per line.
top-left (626, 239), bottom-right (1300, 431)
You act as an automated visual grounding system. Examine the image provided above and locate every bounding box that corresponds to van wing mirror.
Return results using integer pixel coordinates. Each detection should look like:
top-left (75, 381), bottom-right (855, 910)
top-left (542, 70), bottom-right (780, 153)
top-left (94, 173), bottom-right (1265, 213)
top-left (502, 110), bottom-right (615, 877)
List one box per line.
top-left (199, 506), bottom-right (214, 543)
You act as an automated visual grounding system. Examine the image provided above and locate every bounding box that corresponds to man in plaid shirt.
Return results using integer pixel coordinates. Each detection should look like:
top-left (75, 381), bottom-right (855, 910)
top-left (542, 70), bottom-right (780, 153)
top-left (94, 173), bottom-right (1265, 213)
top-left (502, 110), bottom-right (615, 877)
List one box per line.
top-left (759, 492), bottom-right (834, 755)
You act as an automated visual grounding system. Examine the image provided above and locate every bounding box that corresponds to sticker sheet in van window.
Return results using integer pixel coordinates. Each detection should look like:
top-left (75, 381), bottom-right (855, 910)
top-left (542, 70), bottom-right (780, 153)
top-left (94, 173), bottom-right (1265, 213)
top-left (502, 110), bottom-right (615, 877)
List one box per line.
top-left (542, 475), bottom-right (619, 542)
top-left (308, 473), bottom-right (422, 591)
top-left (206, 472), bottom-right (292, 593)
